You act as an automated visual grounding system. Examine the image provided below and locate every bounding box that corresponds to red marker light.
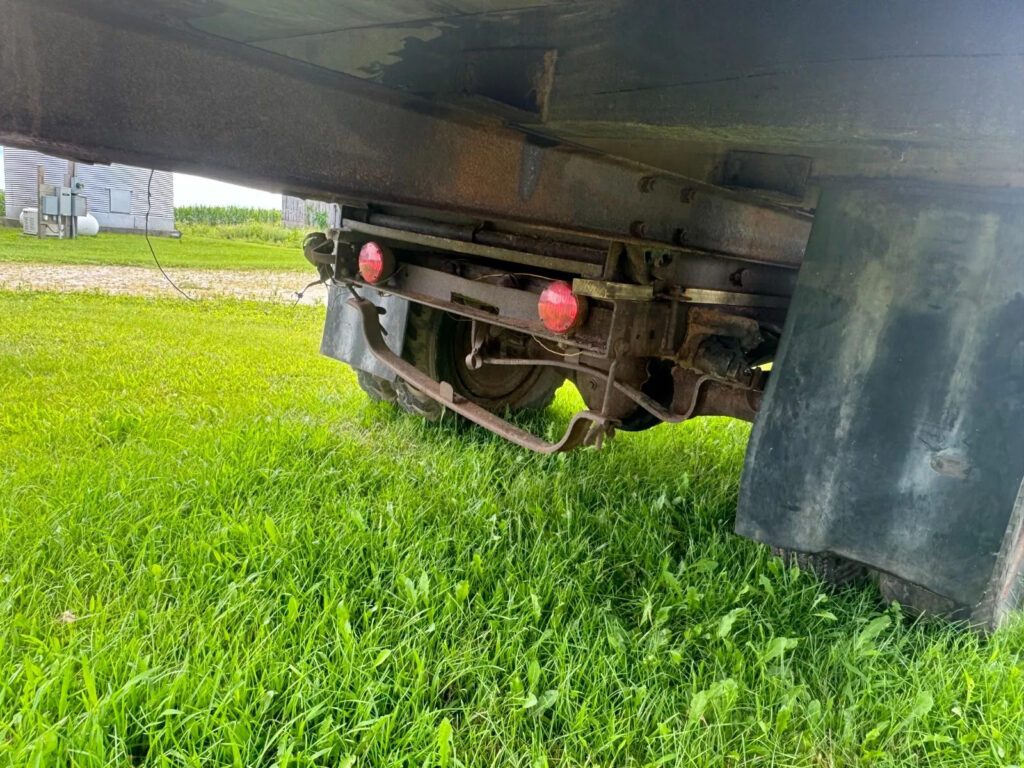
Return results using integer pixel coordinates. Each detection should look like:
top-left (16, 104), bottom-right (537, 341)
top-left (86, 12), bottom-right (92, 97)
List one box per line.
top-left (358, 241), bottom-right (394, 283)
top-left (538, 280), bottom-right (586, 333)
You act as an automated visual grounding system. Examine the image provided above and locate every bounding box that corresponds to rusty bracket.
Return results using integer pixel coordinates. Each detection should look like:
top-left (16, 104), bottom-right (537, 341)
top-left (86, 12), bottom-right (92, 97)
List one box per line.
top-left (465, 319), bottom-right (488, 370)
top-left (572, 278), bottom-right (655, 301)
top-left (480, 355), bottom-right (715, 424)
top-left (348, 297), bottom-right (612, 453)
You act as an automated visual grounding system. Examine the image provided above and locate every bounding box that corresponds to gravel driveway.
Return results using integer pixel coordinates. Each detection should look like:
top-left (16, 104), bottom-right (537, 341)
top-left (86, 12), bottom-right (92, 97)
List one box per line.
top-left (0, 263), bottom-right (328, 305)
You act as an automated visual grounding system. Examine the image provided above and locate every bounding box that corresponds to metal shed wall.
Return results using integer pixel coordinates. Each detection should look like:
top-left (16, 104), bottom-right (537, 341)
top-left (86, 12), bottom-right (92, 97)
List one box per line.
top-left (282, 195), bottom-right (340, 229)
top-left (75, 162), bottom-right (175, 233)
top-left (2, 148), bottom-right (175, 233)
top-left (3, 149), bottom-right (66, 222)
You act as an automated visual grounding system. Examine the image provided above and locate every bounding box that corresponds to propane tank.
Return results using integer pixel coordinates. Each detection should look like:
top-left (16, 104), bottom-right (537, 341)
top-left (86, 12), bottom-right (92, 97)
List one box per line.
top-left (76, 213), bottom-right (100, 236)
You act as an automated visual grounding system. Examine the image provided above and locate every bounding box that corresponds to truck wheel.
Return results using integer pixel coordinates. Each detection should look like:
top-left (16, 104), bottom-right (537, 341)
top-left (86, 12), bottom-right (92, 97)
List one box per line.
top-left (574, 359), bottom-right (674, 432)
top-left (877, 573), bottom-right (968, 621)
top-left (394, 304), bottom-right (563, 420)
top-left (355, 369), bottom-right (397, 404)
top-left (771, 547), bottom-right (867, 587)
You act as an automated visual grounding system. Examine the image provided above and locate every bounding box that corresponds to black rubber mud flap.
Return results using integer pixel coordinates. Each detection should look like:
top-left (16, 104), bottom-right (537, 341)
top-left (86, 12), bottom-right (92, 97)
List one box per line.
top-left (321, 284), bottom-right (409, 382)
top-left (737, 181), bottom-right (1024, 629)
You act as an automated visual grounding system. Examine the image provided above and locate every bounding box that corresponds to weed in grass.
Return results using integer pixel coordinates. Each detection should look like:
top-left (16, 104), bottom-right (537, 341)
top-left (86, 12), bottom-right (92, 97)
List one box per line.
top-left (0, 291), bottom-right (1023, 766)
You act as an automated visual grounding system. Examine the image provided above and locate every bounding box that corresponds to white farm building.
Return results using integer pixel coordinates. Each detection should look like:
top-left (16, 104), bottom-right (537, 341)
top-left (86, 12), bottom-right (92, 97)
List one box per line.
top-left (2, 147), bottom-right (176, 234)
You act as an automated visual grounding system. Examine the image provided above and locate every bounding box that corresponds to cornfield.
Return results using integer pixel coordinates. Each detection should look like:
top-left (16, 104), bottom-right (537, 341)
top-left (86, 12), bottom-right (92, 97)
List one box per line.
top-left (174, 204), bottom-right (305, 247)
top-left (174, 205), bottom-right (281, 226)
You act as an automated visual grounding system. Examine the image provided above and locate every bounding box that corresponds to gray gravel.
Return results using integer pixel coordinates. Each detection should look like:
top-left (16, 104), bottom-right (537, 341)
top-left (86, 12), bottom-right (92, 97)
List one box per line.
top-left (0, 263), bottom-right (328, 305)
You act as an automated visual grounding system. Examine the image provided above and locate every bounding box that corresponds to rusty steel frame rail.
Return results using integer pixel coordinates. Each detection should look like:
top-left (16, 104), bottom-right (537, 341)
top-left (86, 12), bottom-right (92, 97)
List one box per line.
top-left (479, 355), bottom-right (761, 423)
top-left (344, 218), bottom-right (606, 278)
top-left (1, 0), bottom-right (810, 266)
top-left (348, 297), bottom-right (611, 453)
top-left (476, 355), bottom-right (701, 424)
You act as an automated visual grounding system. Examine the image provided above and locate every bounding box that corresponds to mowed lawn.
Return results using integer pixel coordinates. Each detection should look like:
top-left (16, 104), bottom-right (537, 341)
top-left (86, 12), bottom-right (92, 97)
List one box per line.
top-left (0, 227), bottom-right (300, 271)
top-left (1, 290), bottom-right (1023, 767)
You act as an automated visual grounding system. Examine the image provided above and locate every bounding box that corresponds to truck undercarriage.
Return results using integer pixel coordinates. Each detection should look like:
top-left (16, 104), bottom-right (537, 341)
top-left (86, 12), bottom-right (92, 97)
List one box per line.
top-left (2, 0), bottom-right (1022, 628)
top-left (309, 208), bottom-right (782, 451)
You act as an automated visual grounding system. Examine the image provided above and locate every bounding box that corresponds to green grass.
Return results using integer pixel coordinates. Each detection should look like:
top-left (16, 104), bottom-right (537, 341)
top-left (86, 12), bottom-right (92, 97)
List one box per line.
top-left (173, 206), bottom-right (307, 248)
top-left (1, 291), bottom-right (1023, 766)
top-left (0, 227), bottom-right (302, 271)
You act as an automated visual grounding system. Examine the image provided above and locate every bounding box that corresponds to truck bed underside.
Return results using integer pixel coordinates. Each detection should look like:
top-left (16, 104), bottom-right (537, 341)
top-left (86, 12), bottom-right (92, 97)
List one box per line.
top-left (4, 0), bottom-right (1024, 207)
top-left (187, 0), bottom-right (1024, 191)
top-left (3, 0), bottom-right (1023, 629)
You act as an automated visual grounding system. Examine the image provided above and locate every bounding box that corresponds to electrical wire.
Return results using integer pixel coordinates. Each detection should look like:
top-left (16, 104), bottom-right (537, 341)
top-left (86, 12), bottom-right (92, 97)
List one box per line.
top-left (531, 335), bottom-right (583, 358)
top-left (146, 169), bottom-right (194, 301)
top-left (292, 278), bottom-right (327, 307)
top-left (473, 272), bottom-right (562, 283)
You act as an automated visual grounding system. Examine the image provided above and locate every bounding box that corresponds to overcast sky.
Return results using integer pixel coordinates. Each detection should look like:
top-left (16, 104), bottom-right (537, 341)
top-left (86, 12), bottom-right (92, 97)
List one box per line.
top-left (172, 173), bottom-right (280, 208)
top-left (0, 149), bottom-right (280, 209)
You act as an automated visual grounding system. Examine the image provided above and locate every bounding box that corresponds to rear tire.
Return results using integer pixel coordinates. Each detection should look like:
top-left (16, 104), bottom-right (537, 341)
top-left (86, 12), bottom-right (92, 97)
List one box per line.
top-left (355, 369), bottom-right (397, 404)
top-left (771, 547), bottom-right (867, 587)
top-left (366, 303), bottom-right (563, 420)
top-left (772, 547), bottom-right (976, 622)
top-left (877, 573), bottom-right (969, 621)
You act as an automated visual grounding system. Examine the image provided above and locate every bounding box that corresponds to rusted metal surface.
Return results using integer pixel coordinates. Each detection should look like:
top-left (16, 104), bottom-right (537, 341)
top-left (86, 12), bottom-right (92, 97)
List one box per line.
top-left (482, 355), bottom-right (682, 425)
top-left (674, 288), bottom-right (790, 309)
top-left (335, 253), bottom-right (619, 355)
top-left (312, 215), bottom-right (778, 426)
top-left (388, 263), bottom-right (591, 342)
top-left (676, 307), bottom-right (763, 379)
top-left (366, 213), bottom-right (608, 267)
top-left (71, 0), bottom-right (1024, 193)
top-left (0, 0), bottom-right (810, 266)
top-left (349, 296), bottom-right (610, 453)
top-left (719, 151), bottom-right (814, 200)
top-left (485, 353), bottom-right (763, 425)
top-left (649, 250), bottom-right (798, 298)
top-left (570, 358), bottom-right (664, 425)
top-left (673, 367), bottom-right (762, 422)
top-left (330, 246), bottom-right (782, 364)
top-left (344, 218), bottom-right (605, 278)
top-left (572, 279), bottom-right (655, 302)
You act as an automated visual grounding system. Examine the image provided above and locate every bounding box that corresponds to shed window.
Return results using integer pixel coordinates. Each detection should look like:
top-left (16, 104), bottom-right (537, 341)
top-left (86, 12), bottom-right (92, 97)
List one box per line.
top-left (109, 188), bottom-right (132, 214)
